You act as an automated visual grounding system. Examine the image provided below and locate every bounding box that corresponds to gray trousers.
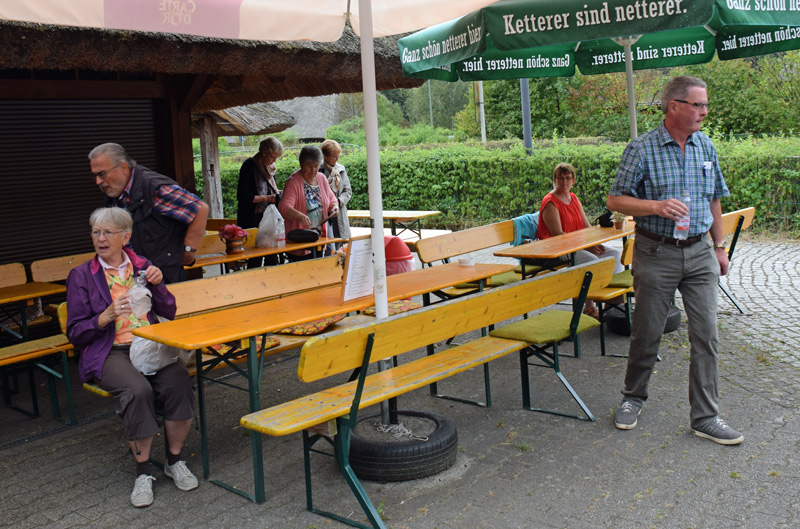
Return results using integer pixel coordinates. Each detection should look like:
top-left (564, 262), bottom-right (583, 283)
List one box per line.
top-left (623, 235), bottom-right (720, 425)
top-left (98, 348), bottom-right (195, 440)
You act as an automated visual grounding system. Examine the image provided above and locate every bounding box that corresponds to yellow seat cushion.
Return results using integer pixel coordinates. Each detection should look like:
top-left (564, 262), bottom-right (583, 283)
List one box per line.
top-left (208, 335), bottom-right (281, 355)
top-left (363, 299), bottom-right (423, 316)
top-left (489, 310), bottom-right (600, 344)
top-left (454, 270), bottom-right (520, 290)
top-left (276, 314), bottom-right (346, 335)
top-left (607, 270), bottom-right (633, 289)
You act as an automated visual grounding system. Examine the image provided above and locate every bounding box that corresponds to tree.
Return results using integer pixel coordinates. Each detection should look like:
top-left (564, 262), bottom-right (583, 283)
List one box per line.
top-left (404, 80), bottom-right (470, 129)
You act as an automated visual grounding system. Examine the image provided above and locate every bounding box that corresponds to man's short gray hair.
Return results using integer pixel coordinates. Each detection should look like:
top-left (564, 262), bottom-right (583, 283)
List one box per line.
top-left (88, 143), bottom-right (136, 168)
top-left (89, 207), bottom-right (133, 233)
top-left (259, 137), bottom-right (284, 158)
top-left (661, 76), bottom-right (707, 114)
top-left (298, 145), bottom-right (324, 166)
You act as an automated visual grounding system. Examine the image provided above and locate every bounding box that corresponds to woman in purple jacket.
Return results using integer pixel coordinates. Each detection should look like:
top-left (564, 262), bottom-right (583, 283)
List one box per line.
top-left (66, 207), bottom-right (197, 508)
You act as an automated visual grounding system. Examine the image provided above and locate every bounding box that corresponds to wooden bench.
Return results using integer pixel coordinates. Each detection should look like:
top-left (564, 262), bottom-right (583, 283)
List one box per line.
top-left (414, 218), bottom-right (551, 298)
top-left (240, 259), bottom-right (614, 529)
top-left (82, 256), bottom-right (345, 397)
top-left (718, 207), bottom-right (755, 314)
top-left (348, 226), bottom-right (453, 253)
top-left (0, 302), bottom-right (75, 424)
top-left (205, 218), bottom-right (237, 232)
top-left (0, 262), bottom-right (53, 334)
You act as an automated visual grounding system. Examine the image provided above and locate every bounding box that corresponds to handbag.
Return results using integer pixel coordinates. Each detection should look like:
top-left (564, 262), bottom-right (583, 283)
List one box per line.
top-left (595, 209), bottom-right (614, 228)
top-left (286, 229), bottom-right (319, 243)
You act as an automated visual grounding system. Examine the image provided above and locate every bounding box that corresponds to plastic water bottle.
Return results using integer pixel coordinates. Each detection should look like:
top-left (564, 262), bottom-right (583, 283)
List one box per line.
top-left (276, 216), bottom-right (286, 247)
top-left (134, 270), bottom-right (147, 287)
top-left (673, 190), bottom-right (691, 240)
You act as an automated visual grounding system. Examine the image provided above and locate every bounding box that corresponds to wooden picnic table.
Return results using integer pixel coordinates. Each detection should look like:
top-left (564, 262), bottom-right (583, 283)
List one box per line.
top-left (132, 261), bottom-right (513, 503)
top-left (185, 237), bottom-right (341, 271)
top-left (347, 210), bottom-right (441, 238)
top-left (0, 282), bottom-right (66, 341)
top-left (494, 224), bottom-right (635, 263)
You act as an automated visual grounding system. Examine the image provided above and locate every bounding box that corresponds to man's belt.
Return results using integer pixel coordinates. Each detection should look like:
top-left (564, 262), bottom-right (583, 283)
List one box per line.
top-left (635, 226), bottom-right (706, 247)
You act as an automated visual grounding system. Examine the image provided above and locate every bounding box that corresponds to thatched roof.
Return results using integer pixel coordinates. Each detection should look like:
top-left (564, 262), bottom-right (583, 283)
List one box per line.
top-left (191, 102), bottom-right (295, 138)
top-left (0, 20), bottom-right (423, 111)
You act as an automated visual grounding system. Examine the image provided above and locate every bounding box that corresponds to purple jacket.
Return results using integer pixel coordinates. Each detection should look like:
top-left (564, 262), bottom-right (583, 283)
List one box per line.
top-left (66, 247), bottom-right (176, 383)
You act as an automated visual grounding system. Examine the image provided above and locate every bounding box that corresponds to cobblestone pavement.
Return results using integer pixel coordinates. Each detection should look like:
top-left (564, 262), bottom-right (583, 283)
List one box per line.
top-left (2, 238), bottom-right (799, 529)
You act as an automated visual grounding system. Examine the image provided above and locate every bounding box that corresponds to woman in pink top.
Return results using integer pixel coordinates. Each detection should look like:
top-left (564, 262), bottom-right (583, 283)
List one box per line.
top-left (537, 162), bottom-right (622, 318)
top-left (278, 146), bottom-right (339, 261)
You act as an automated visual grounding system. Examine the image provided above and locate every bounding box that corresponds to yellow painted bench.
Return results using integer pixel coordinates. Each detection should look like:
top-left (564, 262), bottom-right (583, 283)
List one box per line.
top-left (0, 303), bottom-right (75, 424)
top-left (718, 207), bottom-right (755, 314)
top-left (240, 259), bottom-right (614, 529)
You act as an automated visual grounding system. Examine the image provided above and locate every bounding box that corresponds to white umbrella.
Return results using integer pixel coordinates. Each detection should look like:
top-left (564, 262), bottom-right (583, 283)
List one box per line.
top-left (1, 0), bottom-right (498, 318)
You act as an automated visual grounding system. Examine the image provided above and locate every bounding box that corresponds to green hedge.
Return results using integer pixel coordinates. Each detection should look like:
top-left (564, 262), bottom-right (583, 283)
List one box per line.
top-left (198, 137), bottom-right (800, 234)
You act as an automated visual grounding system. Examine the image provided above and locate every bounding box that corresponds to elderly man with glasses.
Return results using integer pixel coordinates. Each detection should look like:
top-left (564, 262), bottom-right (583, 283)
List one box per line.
top-left (89, 143), bottom-right (209, 283)
top-left (607, 76), bottom-right (741, 446)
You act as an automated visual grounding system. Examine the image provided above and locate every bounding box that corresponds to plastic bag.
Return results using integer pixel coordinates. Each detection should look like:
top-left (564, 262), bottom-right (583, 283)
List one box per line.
top-left (128, 271), bottom-right (152, 318)
top-left (129, 336), bottom-right (180, 375)
top-left (256, 204), bottom-right (284, 248)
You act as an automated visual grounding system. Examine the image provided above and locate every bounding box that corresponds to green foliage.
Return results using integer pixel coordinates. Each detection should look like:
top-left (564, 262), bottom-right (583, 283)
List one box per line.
top-left (404, 80), bottom-right (470, 129)
top-left (197, 136), bottom-right (800, 234)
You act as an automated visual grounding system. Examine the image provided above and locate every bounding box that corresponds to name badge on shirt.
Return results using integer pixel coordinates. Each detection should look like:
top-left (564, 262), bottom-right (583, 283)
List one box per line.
top-left (703, 161), bottom-right (713, 177)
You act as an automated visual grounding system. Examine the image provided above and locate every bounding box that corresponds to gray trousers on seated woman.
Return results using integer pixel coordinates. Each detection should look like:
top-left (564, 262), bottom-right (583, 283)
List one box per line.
top-left (97, 347), bottom-right (194, 440)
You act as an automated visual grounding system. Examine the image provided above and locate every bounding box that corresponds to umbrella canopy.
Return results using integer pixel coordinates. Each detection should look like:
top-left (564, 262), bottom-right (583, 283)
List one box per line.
top-left (399, 0), bottom-right (800, 138)
top-left (0, 0), bottom-right (498, 320)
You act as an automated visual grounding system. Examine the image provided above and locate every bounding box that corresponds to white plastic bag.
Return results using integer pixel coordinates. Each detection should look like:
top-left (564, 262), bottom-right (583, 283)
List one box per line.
top-left (128, 271), bottom-right (152, 318)
top-left (256, 204), bottom-right (284, 248)
top-left (129, 336), bottom-right (180, 375)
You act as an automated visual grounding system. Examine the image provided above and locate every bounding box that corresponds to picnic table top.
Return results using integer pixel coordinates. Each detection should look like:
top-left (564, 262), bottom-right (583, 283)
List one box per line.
top-left (494, 225), bottom-right (635, 260)
top-left (134, 261), bottom-right (513, 350)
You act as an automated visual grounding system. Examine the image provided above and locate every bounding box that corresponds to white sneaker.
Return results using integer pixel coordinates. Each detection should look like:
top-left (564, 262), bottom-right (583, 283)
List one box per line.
top-left (131, 474), bottom-right (155, 507)
top-left (164, 460), bottom-right (198, 491)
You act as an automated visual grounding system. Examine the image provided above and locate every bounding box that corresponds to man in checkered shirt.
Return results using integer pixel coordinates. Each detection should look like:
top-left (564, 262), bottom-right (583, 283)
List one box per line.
top-left (606, 76), bottom-right (742, 446)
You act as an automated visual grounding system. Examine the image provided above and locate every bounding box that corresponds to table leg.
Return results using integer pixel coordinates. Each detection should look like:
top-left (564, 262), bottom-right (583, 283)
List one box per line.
top-left (246, 337), bottom-right (266, 503)
top-left (570, 252), bottom-right (582, 358)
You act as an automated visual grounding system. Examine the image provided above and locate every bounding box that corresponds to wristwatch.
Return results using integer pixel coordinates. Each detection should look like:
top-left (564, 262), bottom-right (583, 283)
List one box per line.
top-left (184, 245), bottom-right (196, 252)
top-left (713, 242), bottom-right (726, 249)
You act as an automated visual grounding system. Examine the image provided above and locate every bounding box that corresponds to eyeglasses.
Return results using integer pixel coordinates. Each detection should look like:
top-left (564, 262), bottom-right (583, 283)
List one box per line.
top-left (674, 99), bottom-right (709, 110)
top-left (555, 175), bottom-right (574, 182)
top-left (91, 229), bottom-right (124, 239)
top-left (92, 164), bottom-right (121, 180)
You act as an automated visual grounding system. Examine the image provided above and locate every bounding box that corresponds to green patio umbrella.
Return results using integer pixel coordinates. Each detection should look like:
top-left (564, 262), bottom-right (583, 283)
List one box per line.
top-left (399, 0), bottom-right (800, 138)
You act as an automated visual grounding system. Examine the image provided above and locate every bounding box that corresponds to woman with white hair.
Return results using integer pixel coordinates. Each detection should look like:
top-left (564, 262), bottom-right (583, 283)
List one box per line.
top-left (66, 207), bottom-right (197, 508)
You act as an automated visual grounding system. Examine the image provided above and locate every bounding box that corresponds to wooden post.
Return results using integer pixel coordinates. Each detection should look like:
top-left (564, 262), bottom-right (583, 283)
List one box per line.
top-left (199, 114), bottom-right (224, 218)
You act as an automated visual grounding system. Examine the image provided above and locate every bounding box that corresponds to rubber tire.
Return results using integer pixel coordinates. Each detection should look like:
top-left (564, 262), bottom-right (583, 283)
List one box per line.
top-left (348, 410), bottom-right (458, 482)
top-left (606, 304), bottom-right (682, 336)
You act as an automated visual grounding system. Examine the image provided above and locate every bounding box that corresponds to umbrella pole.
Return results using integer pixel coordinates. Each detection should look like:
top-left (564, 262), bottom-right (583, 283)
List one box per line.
top-left (623, 38), bottom-right (638, 140)
top-left (520, 78), bottom-right (533, 155)
top-left (358, 0), bottom-right (391, 424)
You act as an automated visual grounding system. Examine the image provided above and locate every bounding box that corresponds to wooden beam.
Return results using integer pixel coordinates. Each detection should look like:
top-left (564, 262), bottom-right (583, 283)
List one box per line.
top-left (199, 114), bottom-right (224, 217)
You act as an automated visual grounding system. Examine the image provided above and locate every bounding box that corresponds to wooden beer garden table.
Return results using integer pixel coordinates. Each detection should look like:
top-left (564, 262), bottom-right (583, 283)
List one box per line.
top-left (133, 261), bottom-right (514, 503)
top-left (347, 210), bottom-right (441, 238)
top-left (0, 282), bottom-right (66, 341)
top-left (185, 237), bottom-right (341, 271)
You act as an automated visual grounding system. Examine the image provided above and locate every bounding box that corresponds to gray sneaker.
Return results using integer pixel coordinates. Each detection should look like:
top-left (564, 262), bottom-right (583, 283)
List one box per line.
top-left (691, 417), bottom-right (743, 445)
top-left (165, 460), bottom-right (198, 491)
top-left (614, 399), bottom-right (642, 430)
top-left (131, 474), bottom-right (155, 507)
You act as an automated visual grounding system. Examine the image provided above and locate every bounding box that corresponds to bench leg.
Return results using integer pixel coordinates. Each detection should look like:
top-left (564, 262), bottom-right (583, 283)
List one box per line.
top-left (718, 279), bottom-right (747, 314)
top-left (520, 344), bottom-right (595, 421)
top-left (302, 425), bottom-right (387, 529)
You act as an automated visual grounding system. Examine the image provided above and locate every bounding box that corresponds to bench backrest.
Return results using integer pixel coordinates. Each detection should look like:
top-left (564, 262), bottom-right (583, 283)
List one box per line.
top-left (30, 253), bottom-right (94, 283)
top-left (720, 207), bottom-right (755, 236)
top-left (297, 258), bottom-right (615, 383)
top-left (415, 220), bottom-right (514, 264)
top-left (169, 256), bottom-right (342, 317)
top-left (0, 262), bottom-right (27, 287)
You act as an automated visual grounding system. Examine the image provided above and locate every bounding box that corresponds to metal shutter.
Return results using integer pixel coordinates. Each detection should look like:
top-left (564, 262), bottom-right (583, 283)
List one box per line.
top-left (0, 99), bottom-right (165, 271)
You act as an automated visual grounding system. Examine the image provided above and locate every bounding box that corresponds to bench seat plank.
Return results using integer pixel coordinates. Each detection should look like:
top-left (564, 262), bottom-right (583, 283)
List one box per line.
top-left (0, 334), bottom-right (72, 366)
top-left (241, 336), bottom-right (526, 436)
